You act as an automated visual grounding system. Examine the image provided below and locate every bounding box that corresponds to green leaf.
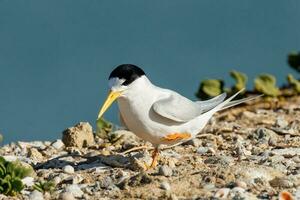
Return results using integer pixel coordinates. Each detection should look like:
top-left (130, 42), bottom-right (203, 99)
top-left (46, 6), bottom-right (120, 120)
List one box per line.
top-left (0, 156), bottom-right (31, 196)
top-left (96, 118), bottom-right (113, 139)
top-left (33, 183), bottom-right (43, 193)
top-left (254, 74), bottom-right (280, 97)
top-left (287, 74), bottom-right (300, 93)
top-left (288, 52), bottom-right (300, 73)
top-left (230, 70), bottom-right (248, 92)
top-left (33, 181), bottom-right (55, 193)
top-left (11, 178), bottom-right (24, 193)
top-left (196, 79), bottom-right (224, 100)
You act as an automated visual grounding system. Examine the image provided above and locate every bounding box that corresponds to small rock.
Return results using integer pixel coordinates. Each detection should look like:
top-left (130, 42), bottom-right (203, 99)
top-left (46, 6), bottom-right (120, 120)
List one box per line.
top-left (293, 156), bottom-right (300, 163)
top-left (253, 128), bottom-right (278, 143)
top-left (65, 184), bottom-right (84, 198)
top-left (158, 165), bottom-right (173, 177)
top-left (272, 148), bottom-right (300, 158)
top-left (160, 181), bottom-right (171, 190)
top-left (71, 174), bottom-right (84, 184)
top-left (44, 141), bottom-right (51, 146)
top-left (268, 136), bottom-right (277, 146)
top-left (53, 176), bottom-right (62, 185)
top-left (99, 176), bottom-right (115, 189)
top-left (275, 117), bottom-right (289, 128)
top-left (2, 155), bottom-right (18, 162)
top-left (204, 156), bottom-right (234, 167)
top-left (235, 180), bottom-right (247, 189)
top-left (29, 190), bottom-right (44, 200)
top-left (296, 188), bottom-right (300, 199)
top-left (63, 165), bottom-right (75, 174)
top-left (52, 139), bottom-right (65, 150)
top-left (62, 122), bottom-right (95, 148)
top-left (197, 147), bottom-right (209, 155)
top-left (233, 164), bottom-right (283, 182)
top-left (22, 177), bottom-right (35, 187)
top-left (269, 177), bottom-right (293, 188)
top-left (128, 172), bottom-right (152, 187)
top-left (112, 130), bottom-right (140, 149)
top-left (59, 192), bottom-right (76, 200)
top-left (28, 148), bottom-right (44, 161)
top-left (203, 183), bottom-right (215, 190)
top-left (231, 187), bottom-right (245, 194)
top-left (215, 188), bottom-right (230, 199)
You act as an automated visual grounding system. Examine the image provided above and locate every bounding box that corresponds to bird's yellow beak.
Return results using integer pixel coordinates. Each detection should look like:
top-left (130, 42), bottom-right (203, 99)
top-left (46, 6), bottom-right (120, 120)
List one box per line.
top-left (97, 90), bottom-right (122, 119)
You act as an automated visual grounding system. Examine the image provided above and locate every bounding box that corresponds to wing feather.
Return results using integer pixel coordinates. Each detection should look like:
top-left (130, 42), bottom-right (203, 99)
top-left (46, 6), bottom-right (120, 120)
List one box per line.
top-left (152, 90), bottom-right (259, 123)
top-left (152, 93), bottom-right (203, 122)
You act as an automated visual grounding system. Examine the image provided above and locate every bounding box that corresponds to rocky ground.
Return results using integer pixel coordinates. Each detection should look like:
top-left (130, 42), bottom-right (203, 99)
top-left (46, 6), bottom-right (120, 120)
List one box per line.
top-left (1, 96), bottom-right (300, 200)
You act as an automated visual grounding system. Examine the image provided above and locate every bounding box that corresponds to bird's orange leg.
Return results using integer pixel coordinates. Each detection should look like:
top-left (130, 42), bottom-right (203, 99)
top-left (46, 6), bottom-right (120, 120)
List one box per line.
top-left (149, 147), bottom-right (159, 168)
top-left (144, 147), bottom-right (159, 170)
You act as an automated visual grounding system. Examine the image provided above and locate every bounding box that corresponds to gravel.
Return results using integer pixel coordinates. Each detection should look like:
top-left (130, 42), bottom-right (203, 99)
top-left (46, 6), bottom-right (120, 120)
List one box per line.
top-left (1, 95), bottom-right (300, 199)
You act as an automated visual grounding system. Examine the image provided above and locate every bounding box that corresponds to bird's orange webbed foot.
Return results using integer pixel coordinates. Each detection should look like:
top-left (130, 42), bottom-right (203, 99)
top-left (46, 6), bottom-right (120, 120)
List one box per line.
top-left (162, 133), bottom-right (191, 142)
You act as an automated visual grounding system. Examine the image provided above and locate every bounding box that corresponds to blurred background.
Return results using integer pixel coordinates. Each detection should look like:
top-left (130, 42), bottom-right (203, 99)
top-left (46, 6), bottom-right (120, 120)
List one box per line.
top-left (0, 1), bottom-right (299, 144)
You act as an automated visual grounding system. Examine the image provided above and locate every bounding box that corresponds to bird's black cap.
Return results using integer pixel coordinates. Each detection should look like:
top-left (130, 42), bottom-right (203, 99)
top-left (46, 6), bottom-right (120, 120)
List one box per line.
top-left (109, 64), bottom-right (146, 85)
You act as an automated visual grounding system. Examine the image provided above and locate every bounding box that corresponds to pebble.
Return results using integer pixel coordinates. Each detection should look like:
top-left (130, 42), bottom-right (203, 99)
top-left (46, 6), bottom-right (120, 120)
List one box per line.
top-left (293, 156), bottom-right (300, 163)
top-left (231, 187), bottom-right (245, 193)
top-left (214, 188), bottom-right (230, 198)
top-left (63, 165), bottom-right (75, 174)
top-left (71, 174), bottom-right (84, 184)
top-left (158, 165), bottom-right (173, 177)
top-left (28, 148), bottom-right (44, 161)
top-left (235, 180), bottom-right (247, 189)
top-left (196, 147), bottom-right (209, 155)
top-left (272, 148), bottom-right (300, 158)
top-left (53, 176), bottom-right (62, 185)
top-left (22, 177), bottom-right (35, 187)
top-left (29, 190), bottom-right (44, 200)
top-left (254, 128), bottom-right (278, 142)
top-left (65, 184), bottom-right (84, 198)
top-left (269, 177), bottom-right (293, 188)
top-left (99, 176), bottom-right (115, 189)
top-left (62, 122), bottom-right (95, 148)
top-left (275, 117), bottom-right (289, 128)
top-left (59, 192), bottom-right (76, 200)
top-left (52, 139), bottom-right (65, 150)
top-left (160, 181), bottom-right (171, 190)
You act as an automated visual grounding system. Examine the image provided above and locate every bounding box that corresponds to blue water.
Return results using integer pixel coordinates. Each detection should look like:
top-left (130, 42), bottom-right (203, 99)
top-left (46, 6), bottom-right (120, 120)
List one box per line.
top-left (0, 1), bottom-right (300, 144)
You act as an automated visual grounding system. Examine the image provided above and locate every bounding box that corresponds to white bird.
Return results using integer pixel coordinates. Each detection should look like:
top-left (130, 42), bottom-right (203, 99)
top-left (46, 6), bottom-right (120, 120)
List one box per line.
top-left (98, 64), bottom-right (258, 169)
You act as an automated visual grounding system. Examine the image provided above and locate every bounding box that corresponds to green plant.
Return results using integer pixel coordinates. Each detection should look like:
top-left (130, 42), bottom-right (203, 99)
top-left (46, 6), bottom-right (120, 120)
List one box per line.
top-left (230, 70), bottom-right (248, 92)
top-left (0, 156), bottom-right (33, 196)
top-left (96, 118), bottom-right (113, 139)
top-left (196, 79), bottom-right (224, 100)
top-left (0, 134), bottom-right (3, 144)
top-left (287, 74), bottom-right (300, 93)
top-left (33, 180), bottom-right (55, 193)
top-left (288, 52), bottom-right (300, 73)
top-left (254, 74), bottom-right (280, 97)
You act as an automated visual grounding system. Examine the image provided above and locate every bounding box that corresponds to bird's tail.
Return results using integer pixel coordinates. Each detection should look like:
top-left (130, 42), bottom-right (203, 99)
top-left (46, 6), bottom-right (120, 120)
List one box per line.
top-left (188, 89), bottom-right (261, 136)
top-left (220, 93), bottom-right (263, 111)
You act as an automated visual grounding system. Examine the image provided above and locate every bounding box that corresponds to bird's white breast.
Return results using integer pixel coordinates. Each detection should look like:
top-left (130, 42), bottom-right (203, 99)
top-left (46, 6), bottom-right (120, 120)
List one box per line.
top-left (117, 76), bottom-right (180, 145)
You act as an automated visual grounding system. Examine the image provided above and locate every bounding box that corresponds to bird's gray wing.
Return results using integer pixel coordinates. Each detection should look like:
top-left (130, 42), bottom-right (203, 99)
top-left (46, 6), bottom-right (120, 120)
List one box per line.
top-left (152, 93), bottom-right (204, 122)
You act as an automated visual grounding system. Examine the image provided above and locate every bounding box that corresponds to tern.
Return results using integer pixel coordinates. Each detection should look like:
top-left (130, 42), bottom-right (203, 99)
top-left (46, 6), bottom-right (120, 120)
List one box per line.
top-left (98, 64), bottom-right (257, 169)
